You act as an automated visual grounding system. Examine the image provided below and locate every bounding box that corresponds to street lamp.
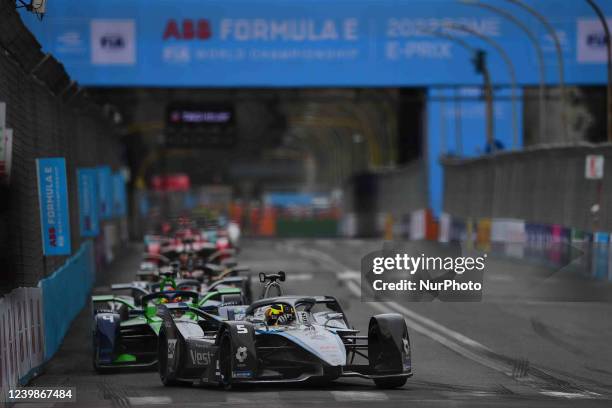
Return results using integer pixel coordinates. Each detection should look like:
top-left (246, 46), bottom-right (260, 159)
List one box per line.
top-left (460, 0), bottom-right (546, 143)
top-left (448, 23), bottom-right (519, 150)
top-left (585, 0), bottom-right (612, 143)
top-left (420, 29), bottom-right (495, 150)
top-left (500, 0), bottom-right (568, 142)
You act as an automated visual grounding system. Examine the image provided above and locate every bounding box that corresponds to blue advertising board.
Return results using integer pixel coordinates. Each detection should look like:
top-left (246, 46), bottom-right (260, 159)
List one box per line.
top-left (36, 158), bottom-right (71, 256)
top-left (20, 0), bottom-right (612, 87)
top-left (77, 168), bottom-right (100, 237)
top-left (112, 172), bottom-right (128, 217)
top-left (97, 166), bottom-right (114, 219)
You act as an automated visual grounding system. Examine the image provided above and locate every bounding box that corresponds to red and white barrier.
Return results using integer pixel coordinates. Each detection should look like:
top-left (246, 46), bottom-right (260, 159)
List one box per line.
top-left (410, 209), bottom-right (426, 240)
top-left (0, 287), bottom-right (44, 402)
top-left (439, 213), bottom-right (451, 243)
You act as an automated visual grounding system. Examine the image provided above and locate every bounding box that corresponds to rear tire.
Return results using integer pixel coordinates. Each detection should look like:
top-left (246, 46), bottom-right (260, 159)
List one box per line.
top-left (218, 334), bottom-right (233, 390)
top-left (374, 376), bottom-right (407, 389)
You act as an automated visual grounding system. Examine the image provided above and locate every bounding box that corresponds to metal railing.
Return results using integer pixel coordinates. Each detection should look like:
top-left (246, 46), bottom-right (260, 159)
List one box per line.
top-left (442, 144), bottom-right (612, 231)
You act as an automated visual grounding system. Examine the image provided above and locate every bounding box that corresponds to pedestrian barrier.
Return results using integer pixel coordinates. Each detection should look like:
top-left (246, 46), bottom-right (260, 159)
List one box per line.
top-left (0, 286), bottom-right (45, 403)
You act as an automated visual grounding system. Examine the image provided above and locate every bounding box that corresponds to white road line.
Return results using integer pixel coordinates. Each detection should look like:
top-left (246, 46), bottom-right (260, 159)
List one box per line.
top-left (338, 270), bottom-right (361, 280)
top-left (289, 273), bottom-right (313, 281)
top-left (539, 391), bottom-right (602, 399)
top-left (331, 391), bottom-right (389, 401)
top-left (296, 246), bottom-right (492, 352)
top-left (289, 244), bottom-right (602, 399)
top-left (345, 280), bottom-right (511, 376)
top-left (127, 396), bottom-right (172, 405)
top-left (226, 391), bottom-right (280, 403)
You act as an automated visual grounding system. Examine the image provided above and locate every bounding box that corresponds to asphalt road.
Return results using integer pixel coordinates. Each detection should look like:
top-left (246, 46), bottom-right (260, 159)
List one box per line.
top-left (17, 238), bottom-right (612, 408)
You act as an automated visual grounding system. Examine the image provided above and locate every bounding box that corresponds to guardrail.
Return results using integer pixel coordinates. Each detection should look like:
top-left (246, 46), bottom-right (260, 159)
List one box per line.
top-left (442, 144), bottom-right (612, 232)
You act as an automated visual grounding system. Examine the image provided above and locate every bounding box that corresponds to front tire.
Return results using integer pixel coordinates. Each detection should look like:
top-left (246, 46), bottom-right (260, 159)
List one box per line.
top-left (374, 376), bottom-right (407, 389)
top-left (218, 334), bottom-right (233, 390)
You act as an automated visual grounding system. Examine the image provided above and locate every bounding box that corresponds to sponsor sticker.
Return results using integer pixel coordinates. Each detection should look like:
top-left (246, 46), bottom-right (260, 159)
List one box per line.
top-left (233, 370), bottom-right (253, 379)
top-left (235, 346), bottom-right (248, 363)
top-left (36, 158), bottom-right (71, 256)
top-left (189, 347), bottom-right (213, 366)
top-left (167, 339), bottom-right (177, 361)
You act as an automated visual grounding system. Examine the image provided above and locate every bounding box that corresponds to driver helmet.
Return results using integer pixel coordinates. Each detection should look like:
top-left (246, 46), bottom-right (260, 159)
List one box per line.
top-left (265, 304), bottom-right (295, 326)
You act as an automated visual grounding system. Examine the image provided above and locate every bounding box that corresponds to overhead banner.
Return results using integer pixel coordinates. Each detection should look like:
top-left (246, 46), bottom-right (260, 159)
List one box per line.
top-left (20, 0), bottom-right (612, 87)
top-left (77, 168), bottom-right (100, 237)
top-left (112, 172), bottom-right (127, 217)
top-left (36, 158), bottom-right (72, 256)
top-left (97, 166), bottom-right (113, 220)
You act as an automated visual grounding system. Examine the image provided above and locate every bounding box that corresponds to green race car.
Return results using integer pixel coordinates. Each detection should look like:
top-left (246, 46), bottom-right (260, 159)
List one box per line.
top-left (91, 286), bottom-right (243, 372)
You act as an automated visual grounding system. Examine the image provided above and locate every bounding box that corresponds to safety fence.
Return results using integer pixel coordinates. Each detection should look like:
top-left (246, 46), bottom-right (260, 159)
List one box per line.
top-left (0, 0), bottom-right (123, 293)
top-left (0, 286), bottom-right (44, 402)
top-left (1, 2), bottom-right (127, 401)
top-left (442, 144), bottom-right (612, 232)
top-left (0, 241), bottom-right (95, 403)
top-left (440, 144), bottom-right (612, 281)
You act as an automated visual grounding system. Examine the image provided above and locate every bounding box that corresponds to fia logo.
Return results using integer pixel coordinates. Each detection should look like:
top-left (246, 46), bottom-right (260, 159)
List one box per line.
top-left (100, 34), bottom-right (125, 50)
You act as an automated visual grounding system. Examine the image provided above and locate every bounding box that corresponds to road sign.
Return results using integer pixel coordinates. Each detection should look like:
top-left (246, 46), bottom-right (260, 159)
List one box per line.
top-left (585, 155), bottom-right (604, 180)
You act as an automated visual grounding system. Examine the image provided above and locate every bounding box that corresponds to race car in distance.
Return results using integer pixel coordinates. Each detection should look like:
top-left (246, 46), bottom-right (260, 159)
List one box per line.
top-left (91, 286), bottom-right (243, 372)
top-left (156, 290), bottom-right (412, 388)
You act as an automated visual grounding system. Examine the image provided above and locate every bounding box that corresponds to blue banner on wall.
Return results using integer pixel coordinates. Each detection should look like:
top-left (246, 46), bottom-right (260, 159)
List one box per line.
top-left (97, 166), bottom-right (113, 220)
top-left (20, 0), bottom-right (612, 87)
top-left (36, 158), bottom-right (72, 256)
top-left (77, 168), bottom-right (100, 237)
top-left (112, 172), bottom-right (128, 217)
